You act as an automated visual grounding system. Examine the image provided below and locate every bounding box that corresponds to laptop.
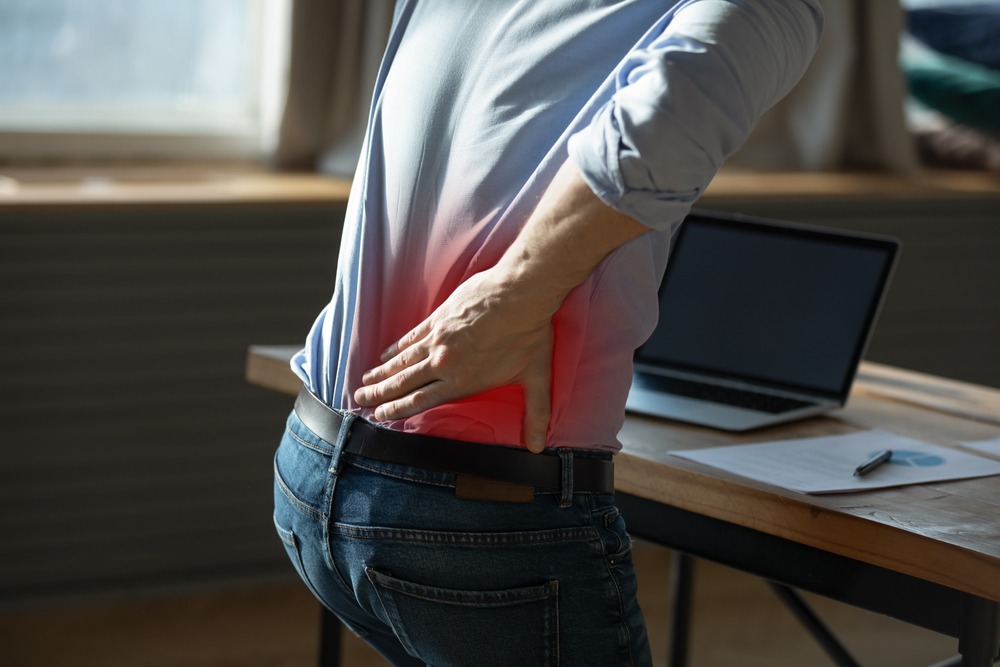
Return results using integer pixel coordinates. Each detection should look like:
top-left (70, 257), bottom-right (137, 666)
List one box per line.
top-left (626, 210), bottom-right (900, 431)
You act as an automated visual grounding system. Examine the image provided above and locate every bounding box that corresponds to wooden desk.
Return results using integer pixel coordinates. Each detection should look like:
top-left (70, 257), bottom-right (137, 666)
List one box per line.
top-left (247, 345), bottom-right (1000, 667)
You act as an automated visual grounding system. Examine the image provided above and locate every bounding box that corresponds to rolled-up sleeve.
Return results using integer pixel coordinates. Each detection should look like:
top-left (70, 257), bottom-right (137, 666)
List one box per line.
top-left (568, 0), bottom-right (823, 230)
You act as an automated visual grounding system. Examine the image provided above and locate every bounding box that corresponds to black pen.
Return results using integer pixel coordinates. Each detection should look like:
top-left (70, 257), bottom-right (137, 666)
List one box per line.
top-left (853, 449), bottom-right (893, 477)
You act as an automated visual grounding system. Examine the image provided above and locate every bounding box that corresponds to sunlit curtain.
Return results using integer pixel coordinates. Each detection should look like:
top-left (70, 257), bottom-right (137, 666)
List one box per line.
top-left (729, 0), bottom-right (918, 173)
top-left (275, 0), bottom-right (916, 175)
top-left (272, 0), bottom-right (393, 175)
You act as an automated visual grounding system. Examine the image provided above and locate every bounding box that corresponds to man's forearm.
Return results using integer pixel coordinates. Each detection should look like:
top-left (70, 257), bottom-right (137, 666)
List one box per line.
top-left (494, 159), bottom-right (652, 320)
top-left (355, 158), bottom-right (651, 451)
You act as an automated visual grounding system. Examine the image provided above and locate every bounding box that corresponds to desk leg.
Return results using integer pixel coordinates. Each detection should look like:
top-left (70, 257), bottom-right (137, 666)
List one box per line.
top-left (669, 552), bottom-right (695, 667)
top-left (768, 583), bottom-right (861, 667)
top-left (958, 595), bottom-right (1000, 667)
top-left (319, 605), bottom-right (342, 667)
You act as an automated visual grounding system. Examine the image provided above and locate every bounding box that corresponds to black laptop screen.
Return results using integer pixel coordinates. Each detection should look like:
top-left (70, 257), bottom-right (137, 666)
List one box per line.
top-left (636, 215), bottom-right (898, 398)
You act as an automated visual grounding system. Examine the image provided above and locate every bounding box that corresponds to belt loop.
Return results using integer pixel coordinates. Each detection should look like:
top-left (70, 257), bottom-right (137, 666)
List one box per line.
top-left (329, 412), bottom-right (357, 475)
top-left (558, 449), bottom-right (573, 507)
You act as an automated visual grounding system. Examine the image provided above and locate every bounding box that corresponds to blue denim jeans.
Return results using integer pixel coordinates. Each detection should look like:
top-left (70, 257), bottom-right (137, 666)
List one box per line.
top-left (273, 409), bottom-right (652, 667)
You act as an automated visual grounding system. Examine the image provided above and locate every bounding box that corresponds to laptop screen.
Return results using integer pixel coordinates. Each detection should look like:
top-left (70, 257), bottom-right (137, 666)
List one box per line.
top-left (635, 213), bottom-right (899, 399)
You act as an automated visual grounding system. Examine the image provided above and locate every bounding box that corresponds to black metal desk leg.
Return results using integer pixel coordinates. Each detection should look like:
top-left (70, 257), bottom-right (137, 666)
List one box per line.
top-left (319, 605), bottom-right (342, 667)
top-left (958, 595), bottom-right (1000, 667)
top-left (768, 583), bottom-right (861, 667)
top-left (669, 552), bottom-right (695, 667)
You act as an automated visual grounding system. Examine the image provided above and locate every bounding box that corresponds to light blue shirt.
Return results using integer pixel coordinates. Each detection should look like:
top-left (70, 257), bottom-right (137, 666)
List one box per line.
top-left (293, 0), bottom-right (823, 451)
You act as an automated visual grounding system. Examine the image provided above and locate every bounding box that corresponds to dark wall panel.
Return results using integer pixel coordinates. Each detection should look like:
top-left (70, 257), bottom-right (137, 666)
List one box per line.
top-left (0, 204), bottom-right (344, 606)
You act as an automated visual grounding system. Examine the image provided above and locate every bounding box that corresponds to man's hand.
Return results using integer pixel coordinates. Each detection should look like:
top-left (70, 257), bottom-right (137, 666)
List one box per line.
top-left (354, 267), bottom-right (556, 452)
top-left (354, 159), bottom-right (651, 452)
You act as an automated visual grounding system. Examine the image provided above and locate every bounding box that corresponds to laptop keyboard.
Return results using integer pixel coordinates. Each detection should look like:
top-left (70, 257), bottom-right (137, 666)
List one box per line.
top-left (633, 374), bottom-right (817, 414)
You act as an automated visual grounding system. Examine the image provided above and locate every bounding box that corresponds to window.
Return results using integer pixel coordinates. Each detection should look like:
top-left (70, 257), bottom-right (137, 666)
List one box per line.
top-left (0, 0), bottom-right (291, 160)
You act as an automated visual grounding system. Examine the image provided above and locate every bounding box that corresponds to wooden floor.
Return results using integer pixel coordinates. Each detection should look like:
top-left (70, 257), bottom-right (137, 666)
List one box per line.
top-left (0, 539), bottom-right (958, 667)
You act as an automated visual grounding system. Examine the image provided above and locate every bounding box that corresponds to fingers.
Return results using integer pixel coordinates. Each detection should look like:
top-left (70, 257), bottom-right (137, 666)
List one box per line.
top-left (362, 343), bottom-right (430, 385)
top-left (380, 319), bottom-right (432, 364)
top-left (354, 360), bottom-right (434, 408)
top-left (356, 320), bottom-right (434, 408)
top-left (520, 343), bottom-right (553, 454)
top-left (373, 381), bottom-right (449, 421)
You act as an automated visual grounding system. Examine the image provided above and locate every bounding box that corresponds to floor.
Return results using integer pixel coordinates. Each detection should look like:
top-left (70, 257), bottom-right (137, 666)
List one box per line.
top-left (0, 539), bottom-right (958, 667)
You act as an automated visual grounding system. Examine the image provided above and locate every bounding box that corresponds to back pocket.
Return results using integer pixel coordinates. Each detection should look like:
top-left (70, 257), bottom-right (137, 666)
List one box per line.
top-left (366, 567), bottom-right (558, 667)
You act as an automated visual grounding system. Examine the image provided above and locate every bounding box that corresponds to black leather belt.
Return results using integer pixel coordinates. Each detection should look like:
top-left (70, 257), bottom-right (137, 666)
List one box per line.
top-left (294, 385), bottom-right (614, 495)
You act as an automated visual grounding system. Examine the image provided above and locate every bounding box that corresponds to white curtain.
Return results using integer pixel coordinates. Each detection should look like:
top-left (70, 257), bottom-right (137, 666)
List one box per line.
top-left (272, 0), bottom-right (393, 175)
top-left (275, 0), bottom-right (916, 175)
top-left (728, 0), bottom-right (917, 172)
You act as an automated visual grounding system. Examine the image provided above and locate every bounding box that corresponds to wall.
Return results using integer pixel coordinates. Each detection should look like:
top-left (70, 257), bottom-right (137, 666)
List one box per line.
top-left (0, 203), bottom-right (343, 607)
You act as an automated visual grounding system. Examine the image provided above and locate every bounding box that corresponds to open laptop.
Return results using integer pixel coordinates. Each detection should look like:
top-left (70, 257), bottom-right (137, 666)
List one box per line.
top-left (626, 210), bottom-right (900, 431)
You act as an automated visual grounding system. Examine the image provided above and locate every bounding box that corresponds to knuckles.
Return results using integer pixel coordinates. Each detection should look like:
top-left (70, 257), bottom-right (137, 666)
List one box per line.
top-left (405, 392), bottom-right (426, 413)
top-left (427, 346), bottom-right (456, 370)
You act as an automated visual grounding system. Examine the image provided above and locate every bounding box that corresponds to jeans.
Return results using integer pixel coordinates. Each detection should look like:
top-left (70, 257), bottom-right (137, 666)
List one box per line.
top-left (273, 409), bottom-right (652, 667)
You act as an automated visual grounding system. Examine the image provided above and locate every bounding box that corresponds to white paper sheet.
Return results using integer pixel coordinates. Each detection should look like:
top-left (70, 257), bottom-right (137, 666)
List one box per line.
top-left (957, 436), bottom-right (1000, 458)
top-left (670, 430), bottom-right (1000, 494)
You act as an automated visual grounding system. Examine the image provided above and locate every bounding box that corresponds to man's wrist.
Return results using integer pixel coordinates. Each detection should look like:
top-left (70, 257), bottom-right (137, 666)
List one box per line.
top-left (483, 257), bottom-right (569, 322)
top-left (491, 159), bottom-right (651, 316)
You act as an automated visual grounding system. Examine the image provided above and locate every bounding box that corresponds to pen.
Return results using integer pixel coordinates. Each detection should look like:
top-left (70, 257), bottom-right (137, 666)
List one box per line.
top-left (853, 449), bottom-right (893, 477)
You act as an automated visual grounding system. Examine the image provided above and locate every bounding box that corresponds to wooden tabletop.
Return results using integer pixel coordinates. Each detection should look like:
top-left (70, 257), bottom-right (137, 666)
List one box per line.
top-left (246, 345), bottom-right (1000, 603)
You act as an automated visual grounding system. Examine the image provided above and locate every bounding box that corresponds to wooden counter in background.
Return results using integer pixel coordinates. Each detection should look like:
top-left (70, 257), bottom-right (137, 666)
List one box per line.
top-left (3, 164), bottom-right (999, 209)
top-left (0, 163), bottom-right (352, 208)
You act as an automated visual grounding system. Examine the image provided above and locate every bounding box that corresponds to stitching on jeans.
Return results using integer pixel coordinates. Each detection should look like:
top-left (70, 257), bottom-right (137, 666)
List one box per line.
top-left (589, 495), bottom-right (636, 667)
top-left (606, 550), bottom-right (635, 667)
top-left (332, 523), bottom-right (600, 538)
top-left (344, 457), bottom-right (455, 488)
top-left (273, 521), bottom-right (296, 547)
top-left (274, 461), bottom-right (322, 521)
top-left (330, 525), bottom-right (598, 545)
top-left (329, 531), bottom-right (595, 546)
top-left (365, 568), bottom-right (418, 655)
top-left (549, 580), bottom-right (559, 667)
top-left (285, 421), bottom-right (335, 456)
top-left (372, 584), bottom-right (556, 606)
top-left (456, 490), bottom-right (535, 502)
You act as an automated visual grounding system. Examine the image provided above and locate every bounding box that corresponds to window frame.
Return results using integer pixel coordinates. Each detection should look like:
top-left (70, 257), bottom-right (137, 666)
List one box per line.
top-left (0, 0), bottom-right (291, 162)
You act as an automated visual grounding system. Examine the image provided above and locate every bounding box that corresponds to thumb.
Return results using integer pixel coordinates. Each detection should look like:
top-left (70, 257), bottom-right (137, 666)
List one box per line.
top-left (520, 334), bottom-right (553, 454)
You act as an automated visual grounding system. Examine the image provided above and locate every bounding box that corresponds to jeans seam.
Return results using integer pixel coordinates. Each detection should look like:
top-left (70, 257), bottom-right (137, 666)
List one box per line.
top-left (321, 413), bottom-right (359, 597)
top-left (344, 457), bottom-right (455, 488)
top-left (604, 549), bottom-right (636, 667)
top-left (331, 525), bottom-right (598, 544)
top-left (373, 583), bottom-right (558, 606)
top-left (274, 458), bottom-right (322, 522)
top-left (559, 449), bottom-right (573, 507)
top-left (366, 569), bottom-right (418, 656)
top-left (589, 496), bottom-right (636, 667)
top-left (285, 418), bottom-right (335, 456)
top-left (551, 580), bottom-right (560, 667)
top-left (273, 517), bottom-right (296, 547)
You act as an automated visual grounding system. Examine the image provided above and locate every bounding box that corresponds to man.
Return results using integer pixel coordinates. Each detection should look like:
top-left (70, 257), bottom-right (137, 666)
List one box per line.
top-left (274, 1), bottom-right (822, 665)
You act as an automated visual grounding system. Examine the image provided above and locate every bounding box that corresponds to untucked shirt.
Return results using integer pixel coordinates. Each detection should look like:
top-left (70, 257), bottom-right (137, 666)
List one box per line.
top-left (293, 0), bottom-right (823, 452)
